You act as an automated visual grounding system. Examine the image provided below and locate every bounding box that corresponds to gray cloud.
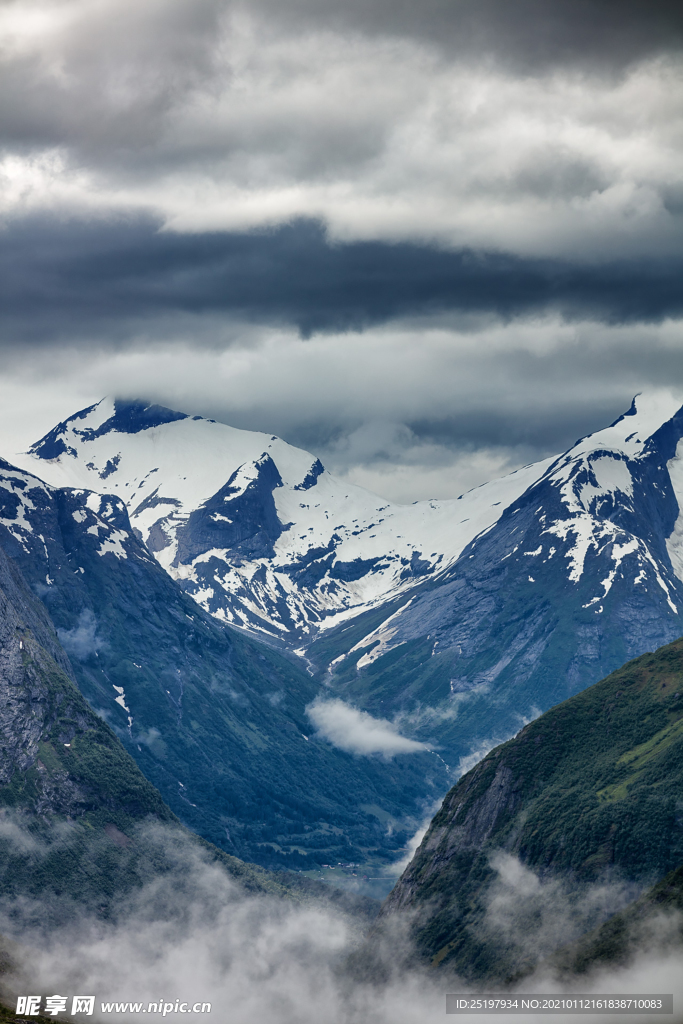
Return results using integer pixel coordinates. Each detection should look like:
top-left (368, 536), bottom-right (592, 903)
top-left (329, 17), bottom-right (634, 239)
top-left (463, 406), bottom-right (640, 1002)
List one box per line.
top-left (0, 0), bottom-right (223, 154)
top-left (249, 0), bottom-right (683, 70)
top-left (484, 852), bottom-right (642, 963)
top-left (56, 609), bottom-right (103, 662)
top-left (0, 1), bottom-right (681, 505)
top-left (1, 217), bottom-right (682, 351)
top-left (1, 4), bottom-right (681, 260)
top-left (1, 320), bottom-right (682, 504)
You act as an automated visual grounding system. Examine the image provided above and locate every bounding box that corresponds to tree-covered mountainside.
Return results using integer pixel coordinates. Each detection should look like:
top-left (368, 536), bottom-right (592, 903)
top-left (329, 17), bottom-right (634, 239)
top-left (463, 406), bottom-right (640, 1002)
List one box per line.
top-left (0, 541), bottom-right (322, 920)
top-left (380, 635), bottom-right (683, 981)
top-left (0, 460), bottom-right (447, 874)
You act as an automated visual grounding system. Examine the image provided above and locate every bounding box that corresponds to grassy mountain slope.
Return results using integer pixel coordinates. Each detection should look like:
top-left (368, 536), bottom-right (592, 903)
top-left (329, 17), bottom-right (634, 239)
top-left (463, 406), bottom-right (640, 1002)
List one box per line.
top-left (380, 635), bottom-right (683, 981)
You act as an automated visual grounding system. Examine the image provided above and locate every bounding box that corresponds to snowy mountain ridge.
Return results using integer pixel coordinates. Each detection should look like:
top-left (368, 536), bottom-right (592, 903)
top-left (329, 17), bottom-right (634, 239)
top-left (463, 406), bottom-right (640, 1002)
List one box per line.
top-left (14, 397), bottom-right (553, 643)
top-left (5, 391), bottom-right (683, 826)
top-left (330, 390), bottom-right (683, 677)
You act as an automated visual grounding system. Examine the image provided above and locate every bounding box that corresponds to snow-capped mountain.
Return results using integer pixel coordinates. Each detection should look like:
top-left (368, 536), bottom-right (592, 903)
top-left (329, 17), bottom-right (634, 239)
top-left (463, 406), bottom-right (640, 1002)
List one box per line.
top-left (343, 391), bottom-right (683, 657)
top-left (312, 391), bottom-right (683, 763)
top-left (4, 390), bottom-right (683, 872)
top-left (14, 398), bottom-right (552, 644)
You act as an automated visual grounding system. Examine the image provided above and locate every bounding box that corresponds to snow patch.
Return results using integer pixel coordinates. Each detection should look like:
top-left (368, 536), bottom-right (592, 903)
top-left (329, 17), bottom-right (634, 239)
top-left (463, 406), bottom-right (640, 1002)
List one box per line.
top-left (577, 455), bottom-right (633, 512)
top-left (666, 439), bottom-right (683, 584)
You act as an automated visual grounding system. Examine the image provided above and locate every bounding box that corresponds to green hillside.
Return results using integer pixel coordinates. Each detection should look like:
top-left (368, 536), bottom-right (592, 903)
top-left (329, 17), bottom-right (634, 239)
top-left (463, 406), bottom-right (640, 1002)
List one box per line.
top-left (380, 635), bottom-right (683, 981)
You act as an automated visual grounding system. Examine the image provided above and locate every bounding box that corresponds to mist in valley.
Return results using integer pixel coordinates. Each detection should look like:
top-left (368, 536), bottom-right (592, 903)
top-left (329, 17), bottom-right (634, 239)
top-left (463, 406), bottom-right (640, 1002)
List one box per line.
top-left (0, 825), bottom-right (679, 1024)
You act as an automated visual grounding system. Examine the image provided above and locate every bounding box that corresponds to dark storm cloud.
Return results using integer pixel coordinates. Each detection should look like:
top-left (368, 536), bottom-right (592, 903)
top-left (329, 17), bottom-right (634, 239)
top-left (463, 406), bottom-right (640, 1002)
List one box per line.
top-left (1, 216), bottom-right (682, 347)
top-left (254, 0), bottom-right (683, 70)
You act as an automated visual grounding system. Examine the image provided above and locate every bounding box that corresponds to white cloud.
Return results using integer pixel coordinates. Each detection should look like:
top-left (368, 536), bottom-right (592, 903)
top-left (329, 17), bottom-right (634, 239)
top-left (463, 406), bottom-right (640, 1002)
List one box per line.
top-left (306, 697), bottom-right (429, 757)
top-left (5, 821), bottom-right (683, 1024)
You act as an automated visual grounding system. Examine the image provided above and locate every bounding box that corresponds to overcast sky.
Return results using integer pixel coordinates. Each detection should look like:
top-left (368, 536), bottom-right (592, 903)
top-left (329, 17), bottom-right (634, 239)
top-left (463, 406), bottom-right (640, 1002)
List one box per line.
top-left (2, 0), bottom-right (683, 501)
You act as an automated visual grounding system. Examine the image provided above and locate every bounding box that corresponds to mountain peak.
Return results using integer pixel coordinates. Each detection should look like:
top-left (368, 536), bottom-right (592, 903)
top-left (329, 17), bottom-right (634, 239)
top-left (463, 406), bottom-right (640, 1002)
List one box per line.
top-left (12, 391), bottom-right (683, 649)
top-left (9, 397), bottom-right (554, 642)
top-left (30, 398), bottom-right (190, 461)
top-left (568, 390), bottom-right (682, 463)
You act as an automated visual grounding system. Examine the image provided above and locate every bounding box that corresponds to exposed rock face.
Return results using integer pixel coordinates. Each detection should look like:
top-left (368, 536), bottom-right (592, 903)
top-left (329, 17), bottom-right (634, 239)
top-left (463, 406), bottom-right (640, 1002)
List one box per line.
top-left (0, 541), bottom-right (182, 918)
top-left (0, 545), bottom-right (93, 802)
top-left (174, 453), bottom-right (285, 567)
top-left (379, 636), bottom-right (683, 981)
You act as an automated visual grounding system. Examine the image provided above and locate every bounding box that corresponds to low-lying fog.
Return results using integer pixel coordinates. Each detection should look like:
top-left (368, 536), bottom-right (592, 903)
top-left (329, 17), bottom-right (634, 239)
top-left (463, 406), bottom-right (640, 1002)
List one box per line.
top-left (0, 825), bottom-right (680, 1024)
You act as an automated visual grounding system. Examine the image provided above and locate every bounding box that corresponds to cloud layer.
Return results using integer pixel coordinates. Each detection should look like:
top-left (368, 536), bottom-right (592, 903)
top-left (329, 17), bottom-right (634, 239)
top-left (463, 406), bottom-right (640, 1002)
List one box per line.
top-left (3, 823), bottom-right (682, 1024)
top-left (1, 330), bottom-right (681, 503)
top-left (3, 217), bottom-right (683, 349)
top-left (1, 2), bottom-right (682, 258)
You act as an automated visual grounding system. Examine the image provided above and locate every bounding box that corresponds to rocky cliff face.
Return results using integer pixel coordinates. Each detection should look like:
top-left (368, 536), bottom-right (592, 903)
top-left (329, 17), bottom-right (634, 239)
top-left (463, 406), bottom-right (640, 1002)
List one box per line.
top-left (0, 540), bottom-right (178, 918)
top-left (0, 540), bottom-right (168, 818)
top-left (380, 635), bottom-right (683, 981)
